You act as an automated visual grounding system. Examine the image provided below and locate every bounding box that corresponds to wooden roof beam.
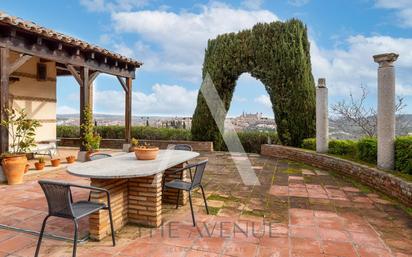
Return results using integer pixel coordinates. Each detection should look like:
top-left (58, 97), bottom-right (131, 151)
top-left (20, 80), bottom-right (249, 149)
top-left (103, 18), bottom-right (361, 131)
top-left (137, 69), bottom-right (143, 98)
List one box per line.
top-left (9, 54), bottom-right (32, 75)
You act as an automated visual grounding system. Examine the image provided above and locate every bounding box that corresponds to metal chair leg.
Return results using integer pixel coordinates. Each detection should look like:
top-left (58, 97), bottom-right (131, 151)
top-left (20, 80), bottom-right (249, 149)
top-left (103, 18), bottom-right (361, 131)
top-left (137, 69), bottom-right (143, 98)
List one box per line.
top-left (188, 191), bottom-right (196, 226)
top-left (34, 215), bottom-right (50, 257)
top-left (72, 219), bottom-right (78, 257)
top-left (176, 189), bottom-right (180, 209)
top-left (200, 185), bottom-right (209, 215)
top-left (108, 207), bottom-right (116, 246)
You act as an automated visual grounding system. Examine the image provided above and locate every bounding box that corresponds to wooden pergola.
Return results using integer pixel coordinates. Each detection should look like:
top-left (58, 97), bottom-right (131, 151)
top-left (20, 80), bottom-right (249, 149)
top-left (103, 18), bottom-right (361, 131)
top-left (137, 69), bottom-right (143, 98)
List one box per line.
top-left (0, 13), bottom-right (142, 153)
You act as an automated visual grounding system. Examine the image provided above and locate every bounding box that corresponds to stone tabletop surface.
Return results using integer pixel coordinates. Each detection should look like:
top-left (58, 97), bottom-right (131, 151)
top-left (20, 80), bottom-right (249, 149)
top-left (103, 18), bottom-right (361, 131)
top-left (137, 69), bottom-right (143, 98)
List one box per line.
top-left (67, 150), bottom-right (200, 179)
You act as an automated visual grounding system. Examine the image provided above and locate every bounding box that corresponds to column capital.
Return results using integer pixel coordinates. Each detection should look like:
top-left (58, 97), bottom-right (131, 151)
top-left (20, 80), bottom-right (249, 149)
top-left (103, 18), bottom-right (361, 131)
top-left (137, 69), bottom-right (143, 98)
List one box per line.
top-left (317, 78), bottom-right (326, 88)
top-left (373, 53), bottom-right (399, 68)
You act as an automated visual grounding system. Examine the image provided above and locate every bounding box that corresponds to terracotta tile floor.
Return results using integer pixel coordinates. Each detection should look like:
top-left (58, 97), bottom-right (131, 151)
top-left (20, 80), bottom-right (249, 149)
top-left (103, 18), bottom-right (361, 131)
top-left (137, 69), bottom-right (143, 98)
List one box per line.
top-left (0, 149), bottom-right (411, 256)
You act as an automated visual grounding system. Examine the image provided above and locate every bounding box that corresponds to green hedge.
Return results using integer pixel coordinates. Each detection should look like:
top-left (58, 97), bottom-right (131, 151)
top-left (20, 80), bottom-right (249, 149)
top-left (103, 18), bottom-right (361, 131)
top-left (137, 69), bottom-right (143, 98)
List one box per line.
top-left (356, 138), bottom-right (377, 164)
top-left (395, 136), bottom-right (412, 174)
top-left (191, 19), bottom-right (316, 149)
top-left (328, 140), bottom-right (357, 156)
top-left (301, 136), bottom-right (412, 174)
top-left (57, 126), bottom-right (277, 153)
top-left (218, 131), bottom-right (279, 153)
top-left (301, 138), bottom-right (316, 150)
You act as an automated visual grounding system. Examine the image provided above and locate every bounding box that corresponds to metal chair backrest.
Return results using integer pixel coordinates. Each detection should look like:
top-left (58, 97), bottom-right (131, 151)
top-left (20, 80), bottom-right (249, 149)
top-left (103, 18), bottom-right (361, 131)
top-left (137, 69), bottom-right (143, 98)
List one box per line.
top-left (89, 153), bottom-right (112, 161)
top-left (190, 160), bottom-right (208, 188)
top-left (173, 144), bottom-right (192, 151)
top-left (38, 180), bottom-right (74, 218)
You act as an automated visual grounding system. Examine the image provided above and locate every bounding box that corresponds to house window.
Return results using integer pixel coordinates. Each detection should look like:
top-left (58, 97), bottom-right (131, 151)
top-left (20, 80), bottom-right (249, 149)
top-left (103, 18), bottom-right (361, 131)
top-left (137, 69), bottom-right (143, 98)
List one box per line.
top-left (37, 63), bottom-right (47, 81)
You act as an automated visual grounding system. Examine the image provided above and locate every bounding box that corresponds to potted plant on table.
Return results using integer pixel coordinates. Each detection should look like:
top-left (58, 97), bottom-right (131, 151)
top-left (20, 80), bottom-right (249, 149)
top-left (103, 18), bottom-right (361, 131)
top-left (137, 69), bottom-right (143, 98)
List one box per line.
top-left (35, 157), bottom-right (45, 170)
top-left (134, 141), bottom-right (159, 160)
top-left (128, 138), bottom-right (139, 152)
top-left (0, 108), bottom-right (41, 185)
top-left (80, 106), bottom-right (101, 161)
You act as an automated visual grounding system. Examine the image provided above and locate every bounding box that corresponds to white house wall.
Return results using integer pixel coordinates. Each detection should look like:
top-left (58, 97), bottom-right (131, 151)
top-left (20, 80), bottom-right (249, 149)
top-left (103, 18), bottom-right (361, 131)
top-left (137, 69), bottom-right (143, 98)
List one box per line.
top-left (8, 51), bottom-right (57, 143)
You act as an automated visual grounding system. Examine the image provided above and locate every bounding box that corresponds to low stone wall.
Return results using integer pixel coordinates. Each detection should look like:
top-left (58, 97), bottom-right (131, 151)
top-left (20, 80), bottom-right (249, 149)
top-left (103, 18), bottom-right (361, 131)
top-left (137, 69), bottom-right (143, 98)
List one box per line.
top-left (261, 144), bottom-right (412, 207)
top-left (58, 138), bottom-right (214, 152)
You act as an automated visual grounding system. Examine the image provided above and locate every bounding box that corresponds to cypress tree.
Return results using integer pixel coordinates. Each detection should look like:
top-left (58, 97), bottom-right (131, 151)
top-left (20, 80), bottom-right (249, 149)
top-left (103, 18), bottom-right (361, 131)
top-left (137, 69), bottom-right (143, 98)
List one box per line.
top-left (192, 19), bottom-right (316, 149)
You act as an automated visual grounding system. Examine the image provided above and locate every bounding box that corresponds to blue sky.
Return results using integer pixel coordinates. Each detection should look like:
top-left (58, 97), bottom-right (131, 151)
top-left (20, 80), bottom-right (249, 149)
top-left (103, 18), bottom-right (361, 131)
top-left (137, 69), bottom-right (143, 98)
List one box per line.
top-left (2, 0), bottom-right (412, 117)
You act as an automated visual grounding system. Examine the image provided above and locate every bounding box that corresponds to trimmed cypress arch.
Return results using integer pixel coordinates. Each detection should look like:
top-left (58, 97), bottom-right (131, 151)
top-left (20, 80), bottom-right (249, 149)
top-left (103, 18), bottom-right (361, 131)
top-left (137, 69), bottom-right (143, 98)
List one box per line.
top-left (191, 19), bottom-right (316, 149)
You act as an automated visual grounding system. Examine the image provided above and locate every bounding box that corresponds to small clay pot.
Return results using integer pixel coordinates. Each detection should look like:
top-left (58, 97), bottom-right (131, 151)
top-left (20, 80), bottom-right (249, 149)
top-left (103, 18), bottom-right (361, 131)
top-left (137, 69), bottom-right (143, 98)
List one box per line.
top-left (66, 156), bottom-right (76, 163)
top-left (35, 162), bottom-right (45, 170)
top-left (51, 159), bottom-right (61, 167)
top-left (24, 164), bottom-right (30, 173)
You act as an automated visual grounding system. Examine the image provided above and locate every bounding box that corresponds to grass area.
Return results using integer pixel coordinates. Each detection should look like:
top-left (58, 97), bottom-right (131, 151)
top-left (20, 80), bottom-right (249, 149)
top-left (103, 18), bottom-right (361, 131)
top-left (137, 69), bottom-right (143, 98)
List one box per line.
top-left (283, 168), bottom-right (301, 174)
top-left (207, 193), bottom-right (241, 202)
top-left (242, 209), bottom-right (267, 217)
top-left (208, 207), bottom-right (221, 215)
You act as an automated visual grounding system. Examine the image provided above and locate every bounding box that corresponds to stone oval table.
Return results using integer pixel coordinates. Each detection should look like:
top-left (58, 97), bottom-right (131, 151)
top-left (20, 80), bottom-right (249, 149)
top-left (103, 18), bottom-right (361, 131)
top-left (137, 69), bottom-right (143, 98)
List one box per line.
top-left (67, 149), bottom-right (199, 240)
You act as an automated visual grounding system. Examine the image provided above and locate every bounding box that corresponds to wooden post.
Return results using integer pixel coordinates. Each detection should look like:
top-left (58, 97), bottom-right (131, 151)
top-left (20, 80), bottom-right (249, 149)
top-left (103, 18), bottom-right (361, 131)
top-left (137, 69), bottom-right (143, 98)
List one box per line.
top-left (79, 66), bottom-right (92, 151)
top-left (0, 48), bottom-right (9, 154)
top-left (125, 78), bottom-right (132, 143)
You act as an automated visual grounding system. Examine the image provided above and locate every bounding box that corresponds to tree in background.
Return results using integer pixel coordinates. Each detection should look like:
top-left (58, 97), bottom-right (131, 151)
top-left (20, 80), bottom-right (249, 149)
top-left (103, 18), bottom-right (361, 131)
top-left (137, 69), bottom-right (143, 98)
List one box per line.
top-left (331, 84), bottom-right (409, 138)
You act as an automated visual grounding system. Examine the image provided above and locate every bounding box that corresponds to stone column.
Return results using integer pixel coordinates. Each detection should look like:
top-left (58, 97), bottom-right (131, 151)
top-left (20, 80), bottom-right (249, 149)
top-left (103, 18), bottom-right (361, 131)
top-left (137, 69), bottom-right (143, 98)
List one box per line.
top-left (373, 53), bottom-right (398, 170)
top-left (316, 78), bottom-right (328, 153)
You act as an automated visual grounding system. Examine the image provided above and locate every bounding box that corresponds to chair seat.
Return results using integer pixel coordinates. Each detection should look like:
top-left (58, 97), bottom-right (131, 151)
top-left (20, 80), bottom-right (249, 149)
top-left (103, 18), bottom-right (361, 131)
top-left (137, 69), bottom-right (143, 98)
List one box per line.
top-left (164, 179), bottom-right (192, 191)
top-left (72, 201), bottom-right (106, 219)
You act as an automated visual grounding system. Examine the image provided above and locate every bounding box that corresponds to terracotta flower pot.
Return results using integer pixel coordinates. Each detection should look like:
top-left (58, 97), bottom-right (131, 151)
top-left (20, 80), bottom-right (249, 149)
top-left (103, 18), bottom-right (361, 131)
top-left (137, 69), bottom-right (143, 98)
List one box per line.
top-left (35, 162), bottom-right (45, 170)
top-left (24, 164), bottom-right (30, 174)
top-left (86, 150), bottom-right (98, 161)
top-left (51, 159), bottom-right (61, 167)
top-left (1, 154), bottom-right (27, 185)
top-left (66, 156), bottom-right (76, 163)
top-left (134, 147), bottom-right (159, 160)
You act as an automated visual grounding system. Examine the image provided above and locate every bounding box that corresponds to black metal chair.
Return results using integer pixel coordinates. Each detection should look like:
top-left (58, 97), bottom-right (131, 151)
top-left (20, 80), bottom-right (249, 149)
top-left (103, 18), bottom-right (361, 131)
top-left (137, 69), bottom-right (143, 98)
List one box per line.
top-left (163, 160), bottom-right (209, 226)
top-left (172, 144), bottom-right (193, 151)
top-left (89, 153), bottom-right (112, 161)
top-left (35, 180), bottom-right (116, 257)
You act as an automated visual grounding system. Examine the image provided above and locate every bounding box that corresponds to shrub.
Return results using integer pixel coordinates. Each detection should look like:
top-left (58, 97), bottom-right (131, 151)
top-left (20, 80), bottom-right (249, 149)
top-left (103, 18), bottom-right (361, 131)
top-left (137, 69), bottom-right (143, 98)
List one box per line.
top-left (328, 140), bottom-right (357, 156)
top-left (395, 136), bottom-right (412, 174)
top-left (218, 131), bottom-right (279, 153)
top-left (57, 125), bottom-right (79, 138)
top-left (356, 137), bottom-right (377, 164)
top-left (301, 138), bottom-right (316, 150)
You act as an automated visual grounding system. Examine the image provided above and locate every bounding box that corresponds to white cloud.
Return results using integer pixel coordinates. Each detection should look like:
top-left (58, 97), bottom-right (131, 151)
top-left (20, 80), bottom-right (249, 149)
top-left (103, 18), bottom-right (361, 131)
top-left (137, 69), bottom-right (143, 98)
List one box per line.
top-left (111, 3), bottom-right (278, 81)
top-left (80, 0), bottom-right (150, 12)
top-left (311, 35), bottom-right (412, 97)
top-left (93, 84), bottom-right (198, 116)
top-left (57, 105), bottom-right (78, 114)
top-left (375, 0), bottom-right (412, 27)
top-left (254, 95), bottom-right (272, 108)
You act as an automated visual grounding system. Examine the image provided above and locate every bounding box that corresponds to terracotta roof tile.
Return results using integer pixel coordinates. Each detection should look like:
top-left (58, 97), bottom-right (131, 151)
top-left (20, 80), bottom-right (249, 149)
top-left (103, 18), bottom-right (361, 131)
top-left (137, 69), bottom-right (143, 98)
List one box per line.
top-left (0, 11), bottom-right (142, 67)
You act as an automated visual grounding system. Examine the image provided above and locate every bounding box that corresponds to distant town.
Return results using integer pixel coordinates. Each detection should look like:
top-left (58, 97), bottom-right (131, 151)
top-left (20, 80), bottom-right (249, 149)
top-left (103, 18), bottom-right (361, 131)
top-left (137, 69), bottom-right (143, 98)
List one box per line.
top-left (57, 112), bottom-right (277, 132)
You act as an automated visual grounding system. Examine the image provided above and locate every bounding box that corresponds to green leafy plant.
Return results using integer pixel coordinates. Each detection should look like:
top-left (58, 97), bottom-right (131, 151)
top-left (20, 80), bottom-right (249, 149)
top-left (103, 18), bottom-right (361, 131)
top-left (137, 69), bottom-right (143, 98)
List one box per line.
top-left (0, 108), bottom-right (41, 155)
top-left (301, 138), bottom-right (316, 150)
top-left (395, 136), bottom-right (412, 174)
top-left (80, 106), bottom-right (101, 152)
top-left (130, 138), bottom-right (139, 147)
top-left (37, 157), bottom-right (45, 164)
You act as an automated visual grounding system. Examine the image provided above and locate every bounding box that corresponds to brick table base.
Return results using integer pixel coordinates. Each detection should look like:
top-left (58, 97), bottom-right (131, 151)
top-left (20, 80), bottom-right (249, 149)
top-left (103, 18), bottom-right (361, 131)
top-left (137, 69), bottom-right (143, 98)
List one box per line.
top-left (89, 165), bottom-right (188, 241)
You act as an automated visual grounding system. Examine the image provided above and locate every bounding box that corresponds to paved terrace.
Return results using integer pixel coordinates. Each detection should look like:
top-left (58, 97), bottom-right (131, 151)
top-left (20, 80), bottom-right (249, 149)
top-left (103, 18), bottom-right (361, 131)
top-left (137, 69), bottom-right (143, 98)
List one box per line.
top-left (0, 150), bottom-right (410, 257)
